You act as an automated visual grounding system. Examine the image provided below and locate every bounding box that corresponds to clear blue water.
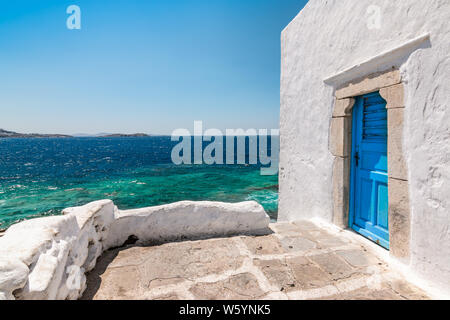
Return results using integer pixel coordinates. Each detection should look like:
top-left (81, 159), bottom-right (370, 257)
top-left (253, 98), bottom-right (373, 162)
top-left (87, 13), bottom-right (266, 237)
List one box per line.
top-left (0, 137), bottom-right (278, 230)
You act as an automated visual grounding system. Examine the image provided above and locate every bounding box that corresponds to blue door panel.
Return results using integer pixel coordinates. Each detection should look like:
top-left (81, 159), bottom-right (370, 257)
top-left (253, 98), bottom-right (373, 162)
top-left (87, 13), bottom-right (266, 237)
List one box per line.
top-left (356, 178), bottom-right (372, 223)
top-left (361, 152), bottom-right (388, 172)
top-left (350, 92), bottom-right (389, 249)
top-left (377, 184), bottom-right (389, 229)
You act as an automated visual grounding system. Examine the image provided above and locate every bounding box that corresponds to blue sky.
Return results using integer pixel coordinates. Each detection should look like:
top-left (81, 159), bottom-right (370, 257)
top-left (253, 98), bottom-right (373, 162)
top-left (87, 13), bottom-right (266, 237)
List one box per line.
top-left (0, 0), bottom-right (307, 135)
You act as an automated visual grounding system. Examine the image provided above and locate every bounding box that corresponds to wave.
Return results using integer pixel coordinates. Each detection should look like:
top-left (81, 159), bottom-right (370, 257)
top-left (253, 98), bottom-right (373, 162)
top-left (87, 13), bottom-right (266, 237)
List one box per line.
top-left (64, 188), bottom-right (85, 192)
top-left (245, 190), bottom-right (278, 205)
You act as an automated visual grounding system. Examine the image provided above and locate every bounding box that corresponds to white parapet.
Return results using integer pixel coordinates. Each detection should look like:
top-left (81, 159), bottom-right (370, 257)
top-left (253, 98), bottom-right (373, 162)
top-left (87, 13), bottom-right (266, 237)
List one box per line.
top-left (0, 200), bottom-right (270, 300)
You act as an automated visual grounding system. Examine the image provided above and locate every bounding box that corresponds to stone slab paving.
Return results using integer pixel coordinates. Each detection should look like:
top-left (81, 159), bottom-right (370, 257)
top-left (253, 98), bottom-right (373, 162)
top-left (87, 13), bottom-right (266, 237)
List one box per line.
top-left (82, 220), bottom-right (429, 300)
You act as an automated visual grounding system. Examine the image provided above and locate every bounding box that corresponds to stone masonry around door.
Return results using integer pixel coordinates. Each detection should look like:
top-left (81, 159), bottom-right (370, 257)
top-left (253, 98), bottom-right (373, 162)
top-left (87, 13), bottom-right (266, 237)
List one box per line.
top-left (330, 69), bottom-right (410, 261)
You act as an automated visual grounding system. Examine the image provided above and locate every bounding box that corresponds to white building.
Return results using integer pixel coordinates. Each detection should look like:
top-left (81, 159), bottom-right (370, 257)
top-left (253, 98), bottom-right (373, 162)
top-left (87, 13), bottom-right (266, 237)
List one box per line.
top-left (279, 0), bottom-right (450, 296)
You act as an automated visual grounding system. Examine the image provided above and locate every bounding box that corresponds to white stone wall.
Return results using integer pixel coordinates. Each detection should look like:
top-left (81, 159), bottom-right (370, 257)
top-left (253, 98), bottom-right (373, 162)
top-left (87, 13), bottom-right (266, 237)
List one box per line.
top-left (280, 0), bottom-right (450, 295)
top-left (0, 200), bottom-right (270, 300)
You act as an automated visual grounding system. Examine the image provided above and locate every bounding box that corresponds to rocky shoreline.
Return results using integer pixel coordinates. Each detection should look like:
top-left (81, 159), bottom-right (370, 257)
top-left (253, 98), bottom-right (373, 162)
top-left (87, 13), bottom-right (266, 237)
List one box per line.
top-left (0, 129), bottom-right (149, 139)
top-left (0, 129), bottom-right (72, 138)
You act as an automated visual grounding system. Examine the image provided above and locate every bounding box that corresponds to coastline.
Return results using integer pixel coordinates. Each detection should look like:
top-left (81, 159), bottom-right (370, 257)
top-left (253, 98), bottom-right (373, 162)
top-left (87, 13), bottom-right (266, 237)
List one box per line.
top-left (0, 128), bottom-right (151, 139)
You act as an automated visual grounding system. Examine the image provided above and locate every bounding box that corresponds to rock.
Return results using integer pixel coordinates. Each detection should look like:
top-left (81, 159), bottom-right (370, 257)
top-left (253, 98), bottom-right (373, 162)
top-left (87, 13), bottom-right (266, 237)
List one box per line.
top-left (0, 259), bottom-right (29, 300)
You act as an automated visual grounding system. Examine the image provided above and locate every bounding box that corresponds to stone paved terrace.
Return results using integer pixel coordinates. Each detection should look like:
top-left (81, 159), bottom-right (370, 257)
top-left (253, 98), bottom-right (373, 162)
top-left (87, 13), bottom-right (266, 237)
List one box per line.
top-left (82, 220), bottom-right (429, 300)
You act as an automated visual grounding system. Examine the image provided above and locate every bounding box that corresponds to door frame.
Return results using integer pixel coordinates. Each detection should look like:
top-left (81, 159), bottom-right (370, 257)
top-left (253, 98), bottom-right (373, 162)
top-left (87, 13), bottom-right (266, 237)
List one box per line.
top-left (329, 69), bottom-right (411, 261)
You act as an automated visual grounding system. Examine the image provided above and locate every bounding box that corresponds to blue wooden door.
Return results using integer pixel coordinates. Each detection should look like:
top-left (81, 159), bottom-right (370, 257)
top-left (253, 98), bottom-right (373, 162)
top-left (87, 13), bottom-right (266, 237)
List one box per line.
top-left (349, 92), bottom-right (389, 249)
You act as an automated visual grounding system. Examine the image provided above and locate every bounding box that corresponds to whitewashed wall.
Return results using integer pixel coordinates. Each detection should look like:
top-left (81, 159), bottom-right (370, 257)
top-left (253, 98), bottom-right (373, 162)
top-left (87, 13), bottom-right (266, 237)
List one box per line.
top-left (0, 200), bottom-right (270, 300)
top-left (279, 0), bottom-right (450, 295)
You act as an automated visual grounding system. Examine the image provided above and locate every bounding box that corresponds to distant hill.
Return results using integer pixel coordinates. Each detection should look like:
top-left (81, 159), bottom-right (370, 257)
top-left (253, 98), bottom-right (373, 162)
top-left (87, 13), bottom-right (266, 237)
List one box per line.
top-left (73, 132), bottom-right (150, 137)
top-left (73, 133), bottom-right (114, 137)
top-left (0, 129), bottom-right (72, 138)
top-left (1, 129), bottom-right (150, 139)
top-left (101, 133), bottom-right (149, 137)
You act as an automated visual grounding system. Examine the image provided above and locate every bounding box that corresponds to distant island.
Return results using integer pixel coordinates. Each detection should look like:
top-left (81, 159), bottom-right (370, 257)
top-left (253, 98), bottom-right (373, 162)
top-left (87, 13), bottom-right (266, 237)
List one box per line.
top-left (0, 129), bottom-right (150, 139)
top-left (101, 133), bottom-right (149, 138)
top-left (0, 129), bottom-right (72, 139)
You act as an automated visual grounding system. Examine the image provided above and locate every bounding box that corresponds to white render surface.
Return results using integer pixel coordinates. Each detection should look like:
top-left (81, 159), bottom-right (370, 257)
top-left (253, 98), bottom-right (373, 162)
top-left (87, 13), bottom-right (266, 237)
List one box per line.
top-left (279, 0), bottom-right (450, 295)
top-left (0, 200), bottom-right (270, 300)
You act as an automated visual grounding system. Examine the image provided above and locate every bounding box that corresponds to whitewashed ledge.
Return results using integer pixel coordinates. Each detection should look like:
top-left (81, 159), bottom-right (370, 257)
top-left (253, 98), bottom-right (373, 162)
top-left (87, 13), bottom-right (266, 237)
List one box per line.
top-left (0, 200), bottom-right (270, 300)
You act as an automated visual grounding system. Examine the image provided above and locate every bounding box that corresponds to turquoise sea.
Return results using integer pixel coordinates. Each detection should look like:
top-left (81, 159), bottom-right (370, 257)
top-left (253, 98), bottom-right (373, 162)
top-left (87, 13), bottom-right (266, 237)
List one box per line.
top-left (0, 137), bottom-right (278, 230)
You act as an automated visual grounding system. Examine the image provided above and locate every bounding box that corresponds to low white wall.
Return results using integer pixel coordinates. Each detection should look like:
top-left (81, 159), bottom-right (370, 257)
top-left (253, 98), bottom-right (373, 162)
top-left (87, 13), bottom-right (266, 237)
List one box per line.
top-left (0, 200), bottom-right (270, 300)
